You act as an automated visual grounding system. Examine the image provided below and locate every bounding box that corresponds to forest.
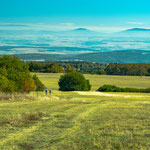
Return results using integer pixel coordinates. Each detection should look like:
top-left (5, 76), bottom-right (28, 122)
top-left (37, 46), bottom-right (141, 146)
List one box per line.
top-left (105, 63), bottom-right (150, 76)
top-left (28, 61), bottom-right (106, 74)
top-left (28, 61), bottom-right (150, 76)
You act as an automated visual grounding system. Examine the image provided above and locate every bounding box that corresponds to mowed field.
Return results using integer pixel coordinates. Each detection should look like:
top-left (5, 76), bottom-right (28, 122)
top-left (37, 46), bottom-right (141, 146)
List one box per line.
top-left (1, 74), bottom-right (150, 149)
top-left (36, 73), bottom-right (150, 90)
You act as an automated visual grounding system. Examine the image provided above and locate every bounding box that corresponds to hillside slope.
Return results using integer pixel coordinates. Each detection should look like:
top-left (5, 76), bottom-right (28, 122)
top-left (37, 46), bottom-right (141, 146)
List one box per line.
top-left (13, 50), bottom-right (150, 63)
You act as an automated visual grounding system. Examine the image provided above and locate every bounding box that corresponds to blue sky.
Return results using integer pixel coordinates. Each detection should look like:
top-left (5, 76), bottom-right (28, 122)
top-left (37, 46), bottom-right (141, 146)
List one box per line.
top-left (1, 0), bottom-right (150, 32)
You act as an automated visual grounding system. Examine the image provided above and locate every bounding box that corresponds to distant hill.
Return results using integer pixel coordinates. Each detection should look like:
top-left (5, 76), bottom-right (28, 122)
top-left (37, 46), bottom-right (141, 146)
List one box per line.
top-left (72, 50), bottom-right (150, 63)
top-left (73, 28), bottom-right (89, 31)
top-left (14, 53), bottom-right (67, 62)
top-left (72, 28), bottom-right (99, 34)
top-left (125, 28), bottom-right (150, 32)
top-left (13, 50), bottom-right (150, 63)
top-left (58, 28), bottom-right (101, 36)
top-left (115, 28), bottom-right (150, 37)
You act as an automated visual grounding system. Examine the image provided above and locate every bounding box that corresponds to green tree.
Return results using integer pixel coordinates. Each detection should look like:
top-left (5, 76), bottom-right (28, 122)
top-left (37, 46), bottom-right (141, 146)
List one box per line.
top-left (32, 74), bottom-right (45, 91)
top-left (66, 65), bottom-right (76, 73)
top-left (47, 63), bottom-right (63, 73)
top-left (58, 72), bottom-right (91, 91)
top-left (0, 75), bottom-right (14, 93)
top-left (0, 56), bottom-right (45, 93)
top-left (98, 69), bottom-right (106, 75)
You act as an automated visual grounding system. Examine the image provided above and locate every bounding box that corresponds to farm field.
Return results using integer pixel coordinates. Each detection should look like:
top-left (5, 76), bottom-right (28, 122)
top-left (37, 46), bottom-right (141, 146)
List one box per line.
top-left (36, 73), bottom-right (150, 90)
top-left (1, 74), bottom-right (150, 149)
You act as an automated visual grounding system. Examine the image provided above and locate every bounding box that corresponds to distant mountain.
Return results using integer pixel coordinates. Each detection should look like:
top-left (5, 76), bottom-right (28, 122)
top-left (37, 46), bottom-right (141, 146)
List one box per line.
top-left (73, 28), bottom-right (89, 31)
top-left (72, 28), bottom-right (98, 34)
top-left (58, 28), bottom-right (101, 36)
top-left (13, 50), bottom-right (150, 63)
top-left (114, 28), bottom-right (150, 37)
top-left (124, 28), bottom-right (150, 32)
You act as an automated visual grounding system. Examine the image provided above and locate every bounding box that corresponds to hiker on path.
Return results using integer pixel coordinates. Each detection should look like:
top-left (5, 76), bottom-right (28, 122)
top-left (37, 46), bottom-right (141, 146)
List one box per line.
top-left (45, 89), bottom-right (48, 96)
top-left (49, 89), bottom-right (52, 95)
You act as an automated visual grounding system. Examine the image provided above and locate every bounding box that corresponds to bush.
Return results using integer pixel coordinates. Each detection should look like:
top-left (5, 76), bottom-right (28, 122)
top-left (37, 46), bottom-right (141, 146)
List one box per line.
top-left (97, 85), bottom-right (150, 93)
top-left (58, 72), bottom-right (91, 91)
top-left (5, 112), bottom-right (44, 127)
top-left (0, 93), bottom-right (35, 101)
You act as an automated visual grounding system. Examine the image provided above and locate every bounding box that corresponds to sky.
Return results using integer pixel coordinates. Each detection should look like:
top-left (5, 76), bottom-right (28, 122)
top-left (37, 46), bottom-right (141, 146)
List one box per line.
top-left (0, 0), bottom-right (150, 32)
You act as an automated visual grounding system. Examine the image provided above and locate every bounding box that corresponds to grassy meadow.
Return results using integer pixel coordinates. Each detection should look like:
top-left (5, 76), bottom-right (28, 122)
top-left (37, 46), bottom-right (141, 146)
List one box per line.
top-left (1, 74), bottom-right (150, 149)
top-left (36, 73), bottom-right (150, 90)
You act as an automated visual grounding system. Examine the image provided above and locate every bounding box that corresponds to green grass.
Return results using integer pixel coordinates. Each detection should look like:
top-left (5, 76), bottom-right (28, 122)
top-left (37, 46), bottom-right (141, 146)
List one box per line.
top-left (35, 73), bottom-right (150, 90)
top-left (1, 73), bottom-right (150, 149)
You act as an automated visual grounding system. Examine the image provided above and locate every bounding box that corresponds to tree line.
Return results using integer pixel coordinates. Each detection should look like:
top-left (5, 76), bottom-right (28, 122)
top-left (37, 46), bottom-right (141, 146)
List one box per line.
top-left (105, 63), bottom-right (150, 76)
top-left (28, 61), bottom-right (150, 76)
top-left (0, 56), bottom-right (45, 93)
top-left (28, 61), bottom-right (106, 74)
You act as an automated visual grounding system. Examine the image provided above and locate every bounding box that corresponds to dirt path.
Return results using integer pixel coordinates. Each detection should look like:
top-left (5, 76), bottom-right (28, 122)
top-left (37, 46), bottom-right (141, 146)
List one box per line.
top-left (76, 91), bottom-right (150, 98)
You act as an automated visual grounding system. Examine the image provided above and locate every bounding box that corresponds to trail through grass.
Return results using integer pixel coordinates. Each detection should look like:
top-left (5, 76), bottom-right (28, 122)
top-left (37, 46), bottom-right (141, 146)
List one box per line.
top-left (77, 91), bottom-right (150, 98)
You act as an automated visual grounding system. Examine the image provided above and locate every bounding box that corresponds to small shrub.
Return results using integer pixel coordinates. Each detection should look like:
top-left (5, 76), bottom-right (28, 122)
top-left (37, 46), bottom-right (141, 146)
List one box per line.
top-left (97, 85), bottom-right (119, 92)
top-left (18, 143), bottom-right (35, 150)
top-left (97, 85), bottom-right (150, 93)
top-left (0, 93), bottom-right (35, 100)
top-left (22, 112), bottom-right (44, 121)
top-left (5, 112), bottom-right (44, 127)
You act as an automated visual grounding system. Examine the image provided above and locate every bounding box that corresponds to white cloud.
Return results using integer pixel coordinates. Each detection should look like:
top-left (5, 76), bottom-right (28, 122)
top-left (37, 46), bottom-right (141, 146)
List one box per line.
top-left (127, 22), bottom-right (145, 25)
top-left (60, 23), bottom-right (74, 26)
top-left (86, 26), bottom-right (127, 33)
top-left (0, 22), bottom-right (129, 33)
